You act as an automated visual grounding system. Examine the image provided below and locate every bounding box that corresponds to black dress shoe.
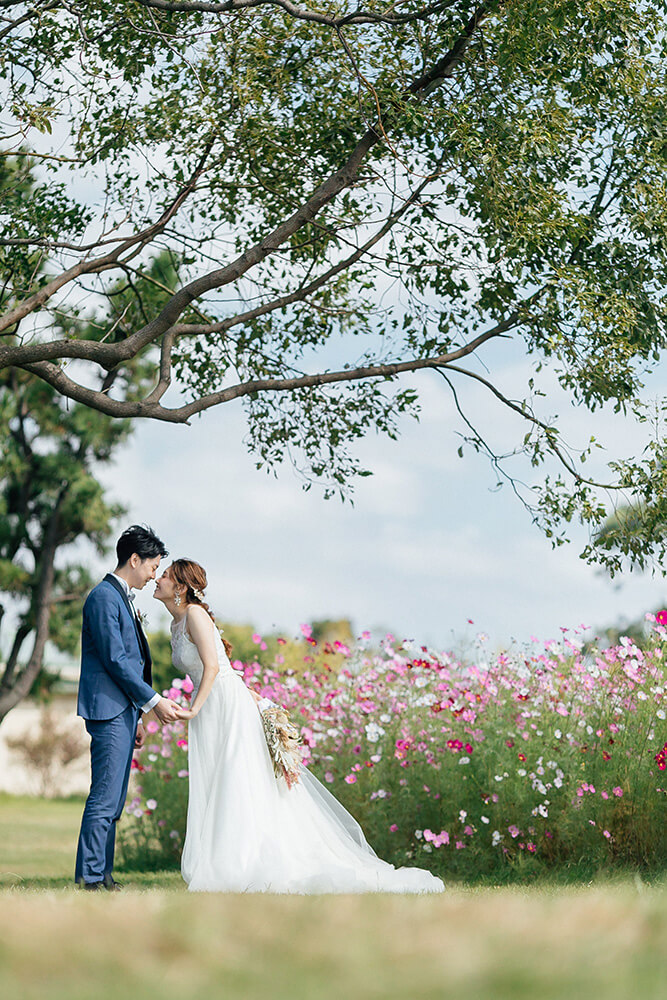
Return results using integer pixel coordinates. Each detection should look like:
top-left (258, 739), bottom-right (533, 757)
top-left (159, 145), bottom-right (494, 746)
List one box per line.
top-left (83, 881), bottom-right (103, 891)
top-left (102, 875), bottom-right (122, 891)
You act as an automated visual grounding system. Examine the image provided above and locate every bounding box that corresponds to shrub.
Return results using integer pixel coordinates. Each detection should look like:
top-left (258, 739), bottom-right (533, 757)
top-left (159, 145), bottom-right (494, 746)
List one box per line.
top-left (119, 619), bottom-right (667, 879)
top-left (6, 707), bottom-right (86, 797)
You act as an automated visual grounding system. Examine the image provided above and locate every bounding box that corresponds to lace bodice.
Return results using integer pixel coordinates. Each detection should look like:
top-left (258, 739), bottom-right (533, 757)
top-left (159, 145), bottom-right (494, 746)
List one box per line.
top-left (170, 614), bottom-right (234, 691)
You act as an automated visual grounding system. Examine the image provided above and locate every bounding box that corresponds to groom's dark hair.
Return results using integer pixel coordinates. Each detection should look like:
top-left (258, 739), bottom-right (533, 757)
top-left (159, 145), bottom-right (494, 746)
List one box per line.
top-left (116, 524), bottom-right (168, 566)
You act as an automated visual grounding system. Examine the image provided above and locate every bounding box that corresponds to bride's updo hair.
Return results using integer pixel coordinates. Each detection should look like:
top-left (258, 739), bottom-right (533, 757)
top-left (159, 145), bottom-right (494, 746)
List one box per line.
top-left (170, 558), bottom-right (233, 658)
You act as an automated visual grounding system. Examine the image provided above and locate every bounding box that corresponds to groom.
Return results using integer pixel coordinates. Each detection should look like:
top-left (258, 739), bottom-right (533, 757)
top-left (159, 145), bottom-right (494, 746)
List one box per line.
top-left (75, 524), bottom-right (181, 891)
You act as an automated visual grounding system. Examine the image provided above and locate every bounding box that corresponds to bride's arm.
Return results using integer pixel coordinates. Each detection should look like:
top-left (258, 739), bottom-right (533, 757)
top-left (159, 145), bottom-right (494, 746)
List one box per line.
top-left (176, 606), bottom-right (219, 719)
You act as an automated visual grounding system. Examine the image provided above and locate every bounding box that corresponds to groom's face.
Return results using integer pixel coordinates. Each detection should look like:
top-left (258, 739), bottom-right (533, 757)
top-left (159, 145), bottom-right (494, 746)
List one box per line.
top-left (127, 554), bottom-right (162, 590)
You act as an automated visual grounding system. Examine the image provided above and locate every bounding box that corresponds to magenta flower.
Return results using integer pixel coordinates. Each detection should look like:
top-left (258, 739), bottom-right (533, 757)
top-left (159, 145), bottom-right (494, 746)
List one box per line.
top-left (612, 787), bottom-right (624, 797)
top-left (656, 610), bottom-right (667, 626)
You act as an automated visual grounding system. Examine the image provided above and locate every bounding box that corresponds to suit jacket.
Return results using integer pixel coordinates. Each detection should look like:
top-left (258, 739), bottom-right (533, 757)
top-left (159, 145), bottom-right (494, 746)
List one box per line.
top-left (77, 574), bottom-right (156, 721)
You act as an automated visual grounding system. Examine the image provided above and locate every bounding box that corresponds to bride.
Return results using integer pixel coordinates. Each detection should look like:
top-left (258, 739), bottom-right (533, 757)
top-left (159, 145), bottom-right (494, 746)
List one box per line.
top-left (153, 558), bottom-right (444, 894)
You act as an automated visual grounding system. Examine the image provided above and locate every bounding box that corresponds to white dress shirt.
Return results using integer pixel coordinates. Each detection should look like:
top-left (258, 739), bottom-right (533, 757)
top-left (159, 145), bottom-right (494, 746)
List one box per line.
top-left (110, 573), bottom-right (159, 714)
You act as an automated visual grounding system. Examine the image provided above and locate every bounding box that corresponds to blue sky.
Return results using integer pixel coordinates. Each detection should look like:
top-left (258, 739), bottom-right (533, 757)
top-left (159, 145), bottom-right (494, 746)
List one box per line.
top-left (96, 342), bottom-right (667, 651)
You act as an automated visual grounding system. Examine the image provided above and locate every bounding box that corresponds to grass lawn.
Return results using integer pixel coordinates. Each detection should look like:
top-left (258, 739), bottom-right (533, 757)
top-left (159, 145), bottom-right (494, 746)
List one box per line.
top-left (1, 794), bottom-right (666, 999)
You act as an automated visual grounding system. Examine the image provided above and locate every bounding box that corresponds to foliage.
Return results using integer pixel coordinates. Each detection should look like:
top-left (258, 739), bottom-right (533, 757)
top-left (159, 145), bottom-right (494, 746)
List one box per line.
top-left (121, 617), bottom-right (667, 879)
top-left (1, 3), bottom-right (666, 568)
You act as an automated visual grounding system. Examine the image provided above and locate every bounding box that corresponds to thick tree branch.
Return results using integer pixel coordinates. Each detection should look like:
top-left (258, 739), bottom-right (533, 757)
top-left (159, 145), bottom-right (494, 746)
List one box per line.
top-left (20, 312), bottom-right (518, 420)
top-left (169, 164), bottom-right (445, 342)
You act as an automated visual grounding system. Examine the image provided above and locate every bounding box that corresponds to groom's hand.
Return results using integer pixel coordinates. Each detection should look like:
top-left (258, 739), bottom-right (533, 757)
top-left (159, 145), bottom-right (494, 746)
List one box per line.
top-left (154, 697), bottom-right (182, 724)
top-left (135, 722), bottom-right (146, 748)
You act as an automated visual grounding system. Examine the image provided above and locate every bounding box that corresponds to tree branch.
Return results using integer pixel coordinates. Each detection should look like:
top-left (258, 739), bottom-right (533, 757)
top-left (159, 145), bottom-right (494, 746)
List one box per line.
top-left (19, 312), bottom-right (518, 420)
top-left (0, 2), bottom-right (496, 375)
top-left (0, 139), bottom-right (214, 345)
top-left (442, 363), bottom-right (624, 490)
top-left (0, 1), bottom-right (59, 42)
top-left (131, 0), bottom-right (461, 29)
top-left (169, 163), bottom-right (445, 340)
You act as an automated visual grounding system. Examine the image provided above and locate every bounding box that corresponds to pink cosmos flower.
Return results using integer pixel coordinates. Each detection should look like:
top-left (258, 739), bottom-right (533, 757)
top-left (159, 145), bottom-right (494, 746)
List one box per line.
top-left (389, 824), bottom-right (398, 833)
top-left (612, 786), bottom-right (624, 797)
top-left (656, 610), bottom-right (667, 626)
top-left (508, 825), bottom-right (520, 838)
top-left (344, 774), bottom-right (357, 784)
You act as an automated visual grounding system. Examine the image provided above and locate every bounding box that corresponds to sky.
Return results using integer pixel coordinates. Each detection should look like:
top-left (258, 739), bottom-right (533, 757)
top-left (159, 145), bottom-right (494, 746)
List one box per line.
top-left (94, 340), bottom-right (667, 654)
top-left (11, 52), bottom-right (665, 656)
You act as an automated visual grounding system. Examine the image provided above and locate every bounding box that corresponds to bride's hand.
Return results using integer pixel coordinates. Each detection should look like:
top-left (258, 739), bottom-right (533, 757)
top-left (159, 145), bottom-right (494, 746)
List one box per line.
top-left (249, 690), bottom-right (262, 704)
top-left (175, 707), bottom-right (197, 720)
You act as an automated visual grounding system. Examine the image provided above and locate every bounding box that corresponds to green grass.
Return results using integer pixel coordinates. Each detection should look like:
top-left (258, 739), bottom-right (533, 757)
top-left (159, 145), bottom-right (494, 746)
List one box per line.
top-left (0, 793), bottom-right (85, 885)
top-left (1, 794), bottom-right (666, 999)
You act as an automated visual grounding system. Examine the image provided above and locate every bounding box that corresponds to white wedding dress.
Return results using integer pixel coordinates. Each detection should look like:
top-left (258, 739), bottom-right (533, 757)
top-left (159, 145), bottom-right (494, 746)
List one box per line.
top-left (171, 616), bottom-right (444, 894)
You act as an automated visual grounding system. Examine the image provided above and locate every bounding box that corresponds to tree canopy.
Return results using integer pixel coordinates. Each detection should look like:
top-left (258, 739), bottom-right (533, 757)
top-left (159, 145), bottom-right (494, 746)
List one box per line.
top-left (1, 0), bottom-right (666, 570)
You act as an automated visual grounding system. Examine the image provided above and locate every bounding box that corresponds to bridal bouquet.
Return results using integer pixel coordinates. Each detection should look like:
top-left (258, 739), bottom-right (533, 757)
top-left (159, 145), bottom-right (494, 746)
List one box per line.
top-left (257, 697), bottom-right (303, 789)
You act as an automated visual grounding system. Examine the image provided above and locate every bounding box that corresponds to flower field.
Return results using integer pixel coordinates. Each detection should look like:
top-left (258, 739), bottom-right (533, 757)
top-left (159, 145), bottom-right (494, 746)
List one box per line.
top-left (119, 618), bottom-right (667, 880)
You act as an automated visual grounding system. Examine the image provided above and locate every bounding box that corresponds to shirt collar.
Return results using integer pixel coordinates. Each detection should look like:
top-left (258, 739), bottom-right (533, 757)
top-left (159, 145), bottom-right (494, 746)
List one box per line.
top-left (110, 573), bottom-right (133, 598)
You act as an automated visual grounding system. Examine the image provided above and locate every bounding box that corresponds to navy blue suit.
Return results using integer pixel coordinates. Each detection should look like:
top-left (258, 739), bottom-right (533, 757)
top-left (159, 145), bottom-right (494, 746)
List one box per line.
top-left (75, 574), bottom-right (157, 885)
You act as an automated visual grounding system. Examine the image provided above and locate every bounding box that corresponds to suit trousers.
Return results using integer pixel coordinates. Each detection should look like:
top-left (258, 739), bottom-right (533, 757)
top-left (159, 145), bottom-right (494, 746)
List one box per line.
top-left (75, 703), bottom-right (139, 884)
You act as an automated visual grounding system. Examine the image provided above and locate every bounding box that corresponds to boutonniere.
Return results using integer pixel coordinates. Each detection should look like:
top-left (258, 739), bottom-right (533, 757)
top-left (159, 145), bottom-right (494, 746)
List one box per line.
top-left (136, 609), bottom-right (149, 628)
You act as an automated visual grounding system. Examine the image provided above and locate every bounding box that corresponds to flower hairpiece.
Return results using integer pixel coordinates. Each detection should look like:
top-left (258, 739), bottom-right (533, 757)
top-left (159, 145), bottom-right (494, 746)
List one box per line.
top-left (193, 588), bottom-right (205, 601)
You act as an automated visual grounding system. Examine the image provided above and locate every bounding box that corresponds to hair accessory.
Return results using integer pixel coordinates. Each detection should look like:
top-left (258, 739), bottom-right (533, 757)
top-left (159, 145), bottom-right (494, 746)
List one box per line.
top-left (193, 588), bottom-right (205, 601)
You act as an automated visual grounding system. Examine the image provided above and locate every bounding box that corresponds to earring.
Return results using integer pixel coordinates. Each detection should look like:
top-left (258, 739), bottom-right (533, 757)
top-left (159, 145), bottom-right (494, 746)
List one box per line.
top-left (174, 592), bottom-right (182, 608)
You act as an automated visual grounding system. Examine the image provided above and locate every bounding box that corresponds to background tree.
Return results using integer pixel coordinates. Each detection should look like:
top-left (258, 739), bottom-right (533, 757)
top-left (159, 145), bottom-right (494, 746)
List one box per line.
top-left (0, 223), bottom-right (183, 723)
top-left (0, 1), bottom-right (666, 571)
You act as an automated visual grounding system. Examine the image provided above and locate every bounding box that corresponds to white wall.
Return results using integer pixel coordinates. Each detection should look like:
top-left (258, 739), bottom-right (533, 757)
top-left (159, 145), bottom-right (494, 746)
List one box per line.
top-left (0, 696), bottom-right (90, 797)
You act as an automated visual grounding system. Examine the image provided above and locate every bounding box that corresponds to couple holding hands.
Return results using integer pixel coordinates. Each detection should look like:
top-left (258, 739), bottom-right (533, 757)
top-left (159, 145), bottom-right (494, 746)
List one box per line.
top-left (75, 524), bottom-right (444, 895)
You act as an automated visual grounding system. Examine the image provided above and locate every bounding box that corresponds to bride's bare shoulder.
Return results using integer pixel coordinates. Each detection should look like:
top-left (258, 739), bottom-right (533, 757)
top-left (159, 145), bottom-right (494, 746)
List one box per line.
top-left (185, 604), bottom-right (215, 638)
top-left (186, 604), bottom-right (210, 621)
